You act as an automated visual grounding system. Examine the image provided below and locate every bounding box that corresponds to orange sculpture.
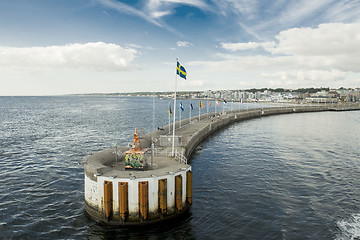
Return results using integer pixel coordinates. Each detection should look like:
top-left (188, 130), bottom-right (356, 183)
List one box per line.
top-left (125, 128), bottom-right (147, 170)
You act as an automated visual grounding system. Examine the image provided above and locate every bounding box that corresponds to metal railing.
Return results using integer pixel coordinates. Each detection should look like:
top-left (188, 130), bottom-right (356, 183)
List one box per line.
top-left (175, 150), bottom-right (188, 164)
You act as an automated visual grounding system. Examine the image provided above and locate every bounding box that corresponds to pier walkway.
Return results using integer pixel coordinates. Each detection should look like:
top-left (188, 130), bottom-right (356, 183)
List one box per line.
top-left (84, 104), bottom-right (360, 180)
top-left (141, 104), bottom-right (360, 165)
top-left (82, 103), bottom-right (360, 225)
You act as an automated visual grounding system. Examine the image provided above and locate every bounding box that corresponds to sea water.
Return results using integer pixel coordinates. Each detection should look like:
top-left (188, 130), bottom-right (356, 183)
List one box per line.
top-left (0, 96), bottom-right (359, 239)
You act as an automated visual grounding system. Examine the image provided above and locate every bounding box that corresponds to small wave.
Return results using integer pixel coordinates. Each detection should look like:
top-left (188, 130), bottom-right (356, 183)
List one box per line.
top-left (336, 213), bottom-right (360, 240)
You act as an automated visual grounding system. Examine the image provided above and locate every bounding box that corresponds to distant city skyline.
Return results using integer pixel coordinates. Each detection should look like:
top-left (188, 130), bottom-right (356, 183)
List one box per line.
top-left (1, 0), bottom-right (360, 96)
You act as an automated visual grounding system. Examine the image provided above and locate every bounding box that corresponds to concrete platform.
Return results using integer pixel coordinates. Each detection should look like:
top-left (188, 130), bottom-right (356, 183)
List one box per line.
top-left (82, 103), bottom-right (360, 225)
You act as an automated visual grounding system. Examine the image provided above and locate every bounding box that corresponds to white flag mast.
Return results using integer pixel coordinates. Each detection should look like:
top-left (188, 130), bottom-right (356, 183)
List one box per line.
top-left (171, 59), bottom-right (187, 157)
top-left (171, 60), bottom-right (178, 157)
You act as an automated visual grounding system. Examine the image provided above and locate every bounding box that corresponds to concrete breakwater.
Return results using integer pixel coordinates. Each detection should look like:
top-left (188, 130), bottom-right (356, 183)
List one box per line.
top-left (82, 104), bottom-right (360, 225)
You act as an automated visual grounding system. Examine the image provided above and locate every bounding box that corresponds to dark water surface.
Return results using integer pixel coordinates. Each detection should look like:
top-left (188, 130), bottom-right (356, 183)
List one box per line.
top-left (0, 96), bottom-right (359, 239)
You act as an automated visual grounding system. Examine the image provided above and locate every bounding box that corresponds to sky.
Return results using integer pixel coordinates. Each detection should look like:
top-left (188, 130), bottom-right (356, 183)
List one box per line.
top-left (1, 0), bottom-right (360, 96)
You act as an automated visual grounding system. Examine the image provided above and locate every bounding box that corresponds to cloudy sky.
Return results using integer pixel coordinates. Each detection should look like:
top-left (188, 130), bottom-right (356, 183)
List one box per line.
top-left (1, 0), bottom-right (360, 95)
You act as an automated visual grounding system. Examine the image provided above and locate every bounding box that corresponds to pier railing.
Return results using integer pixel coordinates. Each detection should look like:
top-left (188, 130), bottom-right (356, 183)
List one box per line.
top-left (174, 150), bottom-right (188, 164)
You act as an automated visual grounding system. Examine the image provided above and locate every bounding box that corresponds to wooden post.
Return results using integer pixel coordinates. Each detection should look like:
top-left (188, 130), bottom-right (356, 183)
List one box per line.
top-left (104, 181), bottom-right (113, 220)
top-left (138, 181), bottom-right (149, 221)
top-left (158, 179), bottom-right (167, 216)
top-left (175, 175), bottom-right (182, 211)
top-left (118, 182), bottom-right (128, 222)
top-left (186, 171), bottom-right (192, 205)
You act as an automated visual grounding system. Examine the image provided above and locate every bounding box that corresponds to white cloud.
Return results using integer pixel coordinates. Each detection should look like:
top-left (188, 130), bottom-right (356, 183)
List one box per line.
top-left (211, 0), bottom-right (258, 19)
top-left (98, 0), bottom-right (162, 27)
top-left (177, 41), bottom-right (193, 47)
top-left (98, 0), bottom-right (212, 35)
top-left (151, 10), bottom-right (173, 18)
top-left (179, 79), bottom-right (204, 87)
top-left (191, 23), bottom-right (360, 89)
top-left (267, 23), bottom-right (360, 56)
top-left (0, 42), bottom-right (137, 71)
top-left (221, 41), bottom-right (275, 51)
top-left (277, 0), bottom-right (332, 26)
top-left (261, 69), bottom-right (348, 86)
top-left (147, 0), bottom-right (211, 13)
top-left (323, 1), bottom-right (360, 22)
top-left (217, 23), bottom-right (360, 74)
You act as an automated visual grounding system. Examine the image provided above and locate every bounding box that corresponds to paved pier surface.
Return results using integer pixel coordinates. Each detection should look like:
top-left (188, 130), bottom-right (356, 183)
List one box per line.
top-left (82, 103), bottom-right (360, 225)
top-left (149, 104), bottom-right (360, 160)
top-left (83, 104), bottom-right (360, 179)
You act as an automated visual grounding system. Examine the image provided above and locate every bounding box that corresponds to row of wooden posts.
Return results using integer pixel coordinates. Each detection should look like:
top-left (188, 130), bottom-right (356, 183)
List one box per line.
top-left (103, 171), bottom-right (192, 222)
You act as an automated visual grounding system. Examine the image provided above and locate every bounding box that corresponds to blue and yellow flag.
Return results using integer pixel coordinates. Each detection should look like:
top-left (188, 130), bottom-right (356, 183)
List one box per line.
top-left (176, 61), bottom-right (187, 79)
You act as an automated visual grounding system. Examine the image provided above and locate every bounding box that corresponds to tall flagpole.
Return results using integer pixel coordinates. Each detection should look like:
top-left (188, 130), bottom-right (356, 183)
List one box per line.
top-left (189, 100), bottom-right (192, 123)
top-left (198, 102), bottom-right (201, 121)
top-left (179, 103), bottom-right (182, 128)
top-left (207, 99), bottom-right (209, 115)
top-left (171, 59), bottom-right (178, 157)
top-left (168, 102), bottom-right (171, 134)
top-left (152, 96), bottom-right (155, 132)
top-left (215, 100), bottom-right (217, 115)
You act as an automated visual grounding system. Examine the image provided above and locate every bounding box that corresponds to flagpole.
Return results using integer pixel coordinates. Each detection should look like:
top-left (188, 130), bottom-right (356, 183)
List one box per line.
top-left (199, 102), bottom-right (201, 121)
top-left (207, 99), bottom-right (209, 115)
top-left (215, 100), bottom-right (217, 115)
top-left (179, 103), bottom-right (182, 128)
top-left (189, 100), bottom-right (192, 123)
top-left (171, 59), bottom-right (178, 157)
top-left (168, 102), bottom-right (171, 134)
top-left (152, 96), bottom-right (155, 132)
top-left (151, 95), bottom-right (155, 167)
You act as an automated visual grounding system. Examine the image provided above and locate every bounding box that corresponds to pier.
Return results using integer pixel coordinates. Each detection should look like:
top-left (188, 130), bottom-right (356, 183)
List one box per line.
top-left (82, 104), bottom-right (360, 225)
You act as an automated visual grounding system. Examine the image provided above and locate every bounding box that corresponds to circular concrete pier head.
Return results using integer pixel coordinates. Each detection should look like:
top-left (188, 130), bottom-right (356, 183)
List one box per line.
top-left (82, 147), bottom-right (192, 225)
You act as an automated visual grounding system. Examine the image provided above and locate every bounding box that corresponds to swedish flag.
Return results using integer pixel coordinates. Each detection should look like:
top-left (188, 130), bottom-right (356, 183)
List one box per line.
top-left (176, 61), bottom-right (187, 79)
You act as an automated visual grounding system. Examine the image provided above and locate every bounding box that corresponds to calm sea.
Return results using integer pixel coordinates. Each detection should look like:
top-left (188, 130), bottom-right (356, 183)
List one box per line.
top-left (0, 96), bottom-right (359, 240)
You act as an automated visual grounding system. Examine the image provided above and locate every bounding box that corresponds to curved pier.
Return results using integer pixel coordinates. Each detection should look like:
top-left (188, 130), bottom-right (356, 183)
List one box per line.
top-left (82, 104), bottom-right (360, 225)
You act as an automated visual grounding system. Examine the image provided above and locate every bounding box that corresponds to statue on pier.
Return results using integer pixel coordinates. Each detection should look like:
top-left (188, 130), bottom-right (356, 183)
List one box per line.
top-left (125, 128), bottom-right (147, 170)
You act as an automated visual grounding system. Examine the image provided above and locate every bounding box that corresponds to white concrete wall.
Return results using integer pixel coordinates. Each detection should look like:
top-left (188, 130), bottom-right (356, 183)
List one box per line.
top-left (127, 178), bottom-right (139, 214)
top-left (84, 166), bottom-right (192, 219)
top-left (148, 177), bottom-right (158, 213)
top-left (166, 174), bottom-right (175, 212)
top-left (181, 170), bottom-right (187, 206)
top-left (84, 174), bottom-right (98, 207)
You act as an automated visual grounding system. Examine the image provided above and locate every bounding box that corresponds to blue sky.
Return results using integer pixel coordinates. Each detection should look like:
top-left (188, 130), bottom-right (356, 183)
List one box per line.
top-left (1, 0), bottom-right (360, 95)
